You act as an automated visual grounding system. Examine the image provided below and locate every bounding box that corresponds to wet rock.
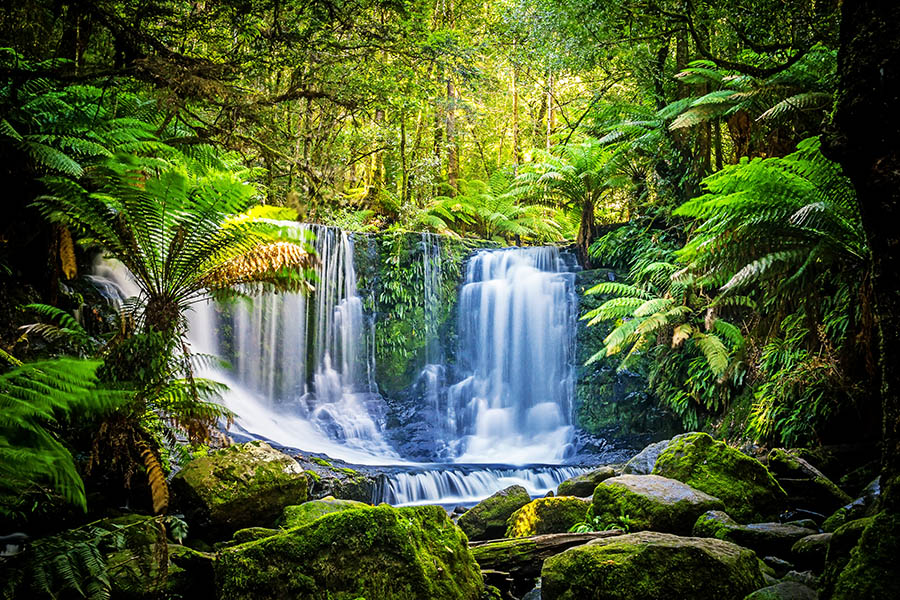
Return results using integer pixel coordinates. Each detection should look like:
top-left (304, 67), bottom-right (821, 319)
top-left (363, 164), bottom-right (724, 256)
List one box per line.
top-left (172, 441), bottom-right (308, 537)
top-left (557, 466), bottom-right (616, 496)
top-left (654, 432), bottom-right (787, 522)
top-left (216, 504), bottom-right (483, 600)
top-left (819, 517), bottom-right (872, 598)
top-left (763, 556), bottom-right (795, 578)
top-left (592, 474), bottom-right (724, 535)
top-left (623, 438), bottom-right (676, 475)
top-left (768, 449), bottom-right (852, 515)
top-left (828, 511), bottom-right (900, 599)
top-left (541, 531), bottom-right (767, 600)
top-left (743, 581), bottom-right (818, 600)
top-left (297, 455), bottom-right (376, 502)
top-left (821, 477), bottom-right (881, 532)
top-left (506, 497), bottom-right (591, 537)
top-left (279, 496), bottom-right (370, 528)
top-left (693, 510), bottom-right (818, 558)
top-left (791, 533), bottom-right (832, 572)
top-left (458, 485), bottom-right (532, 541)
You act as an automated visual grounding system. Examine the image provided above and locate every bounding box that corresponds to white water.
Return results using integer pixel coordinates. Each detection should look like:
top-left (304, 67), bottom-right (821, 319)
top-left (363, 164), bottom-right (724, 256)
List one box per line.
top-left (444, 247), bottom-right (577, 464)
top-left (378, 465), bottom-right (587, 506)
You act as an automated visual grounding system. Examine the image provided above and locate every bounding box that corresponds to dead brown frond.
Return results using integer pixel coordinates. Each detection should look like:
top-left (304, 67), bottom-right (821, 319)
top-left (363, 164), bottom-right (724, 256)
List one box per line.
top-left (201, 241), bottom-right (316, 291)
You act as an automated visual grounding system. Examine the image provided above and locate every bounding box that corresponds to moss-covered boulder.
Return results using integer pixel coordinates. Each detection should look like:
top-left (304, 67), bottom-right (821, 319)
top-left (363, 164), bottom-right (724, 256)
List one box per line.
top-left (297, 455), bottom-right (377, 502)
top-left (653, 432), bottom-right (787, 521)
top-left (592, 474), bottom-right (724, 535)
top-left (557, 467), bottom-right (616, 496)
top-left (458, 485), bottom-right (532, 541)
top-left (743, 582), bottom-right (818, 600)
top-left (822, 477), bottom-right (881, 532)
top-left (828, 511), bottom-right (900, 599)
top-left (693, 510), bottom-right (817, 558)
top-left (541, 531), bottom-right (767, 600)
top-left (172, 441), bottom-right (308, 537)
top-left (231, 527), bottom-right (280, 545)
top-left (505, 497), bottom-right (591, 538)
top-left (819, 517), bottom-right (872, 598)
top-left (166, 544), bottom-right (216, 600)
top-left (279, 496), bottom-right (369, 528)
top-left (768, 449), bottom-right (852, 514)
top-left (791, 532), bottom-right (831, 572)
top-left (215, 504), bottom-right (482, 600)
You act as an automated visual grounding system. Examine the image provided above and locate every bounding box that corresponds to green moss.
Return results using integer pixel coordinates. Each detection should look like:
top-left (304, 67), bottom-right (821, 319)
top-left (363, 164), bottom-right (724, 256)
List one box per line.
top-left (653, 432), bottom-right (786, 521)
top-left (216, 504), bottom-right (483, 600)
top-left (557, 467), bottom-right (616, 497)
top-left (232, 527), bottom-right (280, 544)
top-left (458, 485), bottom-right (532, 541)
top-left (541, 531), bottom-right (766, 600)
top-left (279, 497), bottom-right (369, 528)
top-left (310, 457), bottom-right (333, 468)
top-left (505, 497), bottom-right (591, 537)
top-left (830, 511), bottom-right (900, 599)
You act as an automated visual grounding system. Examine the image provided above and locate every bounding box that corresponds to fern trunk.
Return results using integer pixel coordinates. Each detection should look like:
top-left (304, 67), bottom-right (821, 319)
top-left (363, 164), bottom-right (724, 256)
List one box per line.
top-left (576, 200), bottom-right (595, 269)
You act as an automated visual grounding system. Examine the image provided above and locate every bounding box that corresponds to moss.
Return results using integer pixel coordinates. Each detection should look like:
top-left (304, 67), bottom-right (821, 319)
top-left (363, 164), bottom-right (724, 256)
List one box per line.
top-left (458, 485), bottom-right (532, 541)
top-left (505, 497), bottom-right (591, 538)
top-left (819, 516), bottom-right (873, 598)
top-left (310, 457), bottom-right (333, 468)
top-left (768, 448), bottom-right (852, 512)
top-left (692, 510), bottom-right (817, 557)
top-left (591, 475), bottom-right (724, 535)
top-left (653, 432), bottom-right (786, 521)
top-left (231, 527), bottom-right (280, 544)
top-left (829, 511), bottom-right (900, 599)
top-left (557, 467), bottom-right (616, 497)
top-left (540, 531), bottom-right (766, 600)
top-left (166, 544), bottom-right (216, 600)
top-left (279, 497), bottom-right (369, 528)
top-left (216, 504), bottom-right (483, 600)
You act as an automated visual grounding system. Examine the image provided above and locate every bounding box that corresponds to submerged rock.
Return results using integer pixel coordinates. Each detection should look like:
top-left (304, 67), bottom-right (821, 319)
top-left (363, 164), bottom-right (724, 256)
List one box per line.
top-left (215, 504), bottom-right (483, 600)
top-left (693, 510), bottom-right (817, 558)
top-left (457, 485), bottom-right (532, 541)
top-left (591, 474), bottom-right (724, 535)
top-left (506, 497), bottom-right (592, 537)
top-left (743, 581), bottom-right (818, 600)
top-left (172, 441), bottom-right (308, 537)
top-left (279, 496), bottom-right (369, 528)
top-left (767, 449), bottom-right (852, 515)
top-left (557, 467), bottom-right (616, 496)
top-left (653, 432), bottom-right (787, 521)
top-left (541, 531), bottom-right (767, 600)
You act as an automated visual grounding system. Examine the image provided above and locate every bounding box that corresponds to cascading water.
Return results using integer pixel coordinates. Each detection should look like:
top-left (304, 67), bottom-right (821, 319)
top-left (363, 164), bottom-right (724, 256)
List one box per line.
top-left (444, 246), bottom-right (577, 464)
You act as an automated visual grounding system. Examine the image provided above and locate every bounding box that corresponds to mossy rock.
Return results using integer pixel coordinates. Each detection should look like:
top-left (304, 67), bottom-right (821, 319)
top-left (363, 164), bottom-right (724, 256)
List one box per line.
top-left (166, 544), bottom-right (216, 600)
top-left (231, 527), bottom-right (280, 545)
top-left (592, 474), bottom-right (724, 535)
top-left (505, 497), bottom-right (591, 538)
top-left (829, 511), bottom-right (900, 599)
top-left (653, 432), bottom-right (787, 522)
top-left (790, 533), bottom-right (831, 572)
top-left (215, 504), bottom-right (483, 600)
top-left (279, 496), bottom-right (370, 528)
top-left (768, 449), bottom-right (852, 514)
top-left (172, 441), bottom-right (308, 537)
top-left (557, 467), bottom-right (616, 497)
top-left (693, 510), bottom-right (817, 558)
top-left (819, 517), bottom-right (873, 598)
top-left (743, 581), bottom-right (818, 600)
top-left (541, 531), bottom-right (767, 600)
top-left (458, 485), bottom-right (532, 541)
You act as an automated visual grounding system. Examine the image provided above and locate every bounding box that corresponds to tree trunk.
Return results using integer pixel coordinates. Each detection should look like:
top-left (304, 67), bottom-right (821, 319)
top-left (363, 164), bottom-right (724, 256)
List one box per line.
top-left (512, 64), bottom-right (521, 174)
top-left (576, 199), bottom-right (596, 269)
top-left (446, 79), bottom-right (459, 195)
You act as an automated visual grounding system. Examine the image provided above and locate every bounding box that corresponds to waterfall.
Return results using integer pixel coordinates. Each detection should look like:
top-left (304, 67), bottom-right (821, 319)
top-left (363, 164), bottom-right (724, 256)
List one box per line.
top-left (444, 246), bottom-right (577, 464)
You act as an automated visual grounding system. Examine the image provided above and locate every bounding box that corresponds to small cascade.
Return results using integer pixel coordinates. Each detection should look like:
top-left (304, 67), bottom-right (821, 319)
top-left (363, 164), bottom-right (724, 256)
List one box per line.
top-left (376, 465), bottom-right (588, 506)
top-left (444, 246), bottom-right (577, 464)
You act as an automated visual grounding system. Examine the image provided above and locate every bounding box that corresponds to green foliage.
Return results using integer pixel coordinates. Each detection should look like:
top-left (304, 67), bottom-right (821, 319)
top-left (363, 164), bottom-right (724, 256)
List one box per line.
top-left (569, 510), bottom-right (634, 534)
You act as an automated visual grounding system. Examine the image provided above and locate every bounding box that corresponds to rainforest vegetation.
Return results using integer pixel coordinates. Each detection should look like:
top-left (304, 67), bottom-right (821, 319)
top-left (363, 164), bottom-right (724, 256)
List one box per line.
top-left (1, 1), bottom-right (899, 599)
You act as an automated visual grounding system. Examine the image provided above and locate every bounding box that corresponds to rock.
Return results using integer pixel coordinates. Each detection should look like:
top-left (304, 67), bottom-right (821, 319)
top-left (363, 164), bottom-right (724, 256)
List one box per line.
top-left (763, 556), bottom-right (795, 578)
top-left (768, 449), bottom-right (852, 514)
top-left (279, 496), bottom-right (369, 528)
top-left (521, 581), bottom-right (542, 600)
top-left (506, 497), bottom-right (591, 537)
top-left (231, 527), bottom-right (279, 545)
top-left (819, 517), bottom-right (872, 598)
top-left (541, 531), bottom-right (767, 600)
top-left (458, 485), bottom-right (532, 541)
top-left (785, 519), bottom-right (819, 530)
top-left (623, 438), bottom-right (674, 474)
top-left (453, 505), bottom-right (467, 515)
top-left (470, 531), bottom-right (623, 597)
top-left (557, 466), bottom-right (616, 496)
top-left (743, 581), bottom-right (818, 600)
top-left (166, 544), bottom-right (216, 600)
top-left (783, 571), bottom-right (818, 588)
top-left (216, 504), bottom-right (482, 600)
top-left (821, 477), bottom-right (881, 532)
top-left (828, 511), bottom-right (900, 599)
top-left (592, 474), bottom-right (724, 535)
top-left (172, 441), bottom-right (308, 537)
top-left (791, 533), bottom-right (832, 572)
top-left (297, 455), bottom-right (376, 502)
top-left (653, 432), bottom-right (787, 521)
top-left (693, 510), bottom-right (818, 557)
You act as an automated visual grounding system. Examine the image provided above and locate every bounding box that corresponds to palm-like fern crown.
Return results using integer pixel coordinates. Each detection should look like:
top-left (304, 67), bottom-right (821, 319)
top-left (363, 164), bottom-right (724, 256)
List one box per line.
top-left (513, 139), bottom-right (613, 210)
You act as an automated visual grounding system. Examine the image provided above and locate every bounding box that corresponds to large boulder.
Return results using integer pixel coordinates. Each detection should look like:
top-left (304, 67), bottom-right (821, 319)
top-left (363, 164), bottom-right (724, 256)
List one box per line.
top-left (506, 497), bottom-right (591, 537)
top-left (791, 533), bottom-right (832, 572)
top-left (828, 511), bottom-right (900, 600)
top-left (822, 477), bottom-right (881, 532)
top-left (743, 582), bottom-right (818, 600)
top-left (172, 441), bottom-right (308, 537)
top-left (767, 449), bottom-right (852, 515)
top-left (623, 435), bottom-right (692, 475)
top-left (458, 485), bottom-right (532, 541)
top-left (653, 432), bottom-right (787, 521)
top-left (558, 467), bottom-right (616, 496)
top-left (591, 474), bottom-right (724, 535)
top-left (299, 455), bottom-right (377, 502)
top-left (819, 517), bottom-right (872, 599)
top-left (541, 531), bottom-right (767, 600)
top-left (215, 504), bottom-right (482, 600)
top-left (279, 496), bottom-right (369, 528)
top-left (693, 510), bottom-right (818, 558)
